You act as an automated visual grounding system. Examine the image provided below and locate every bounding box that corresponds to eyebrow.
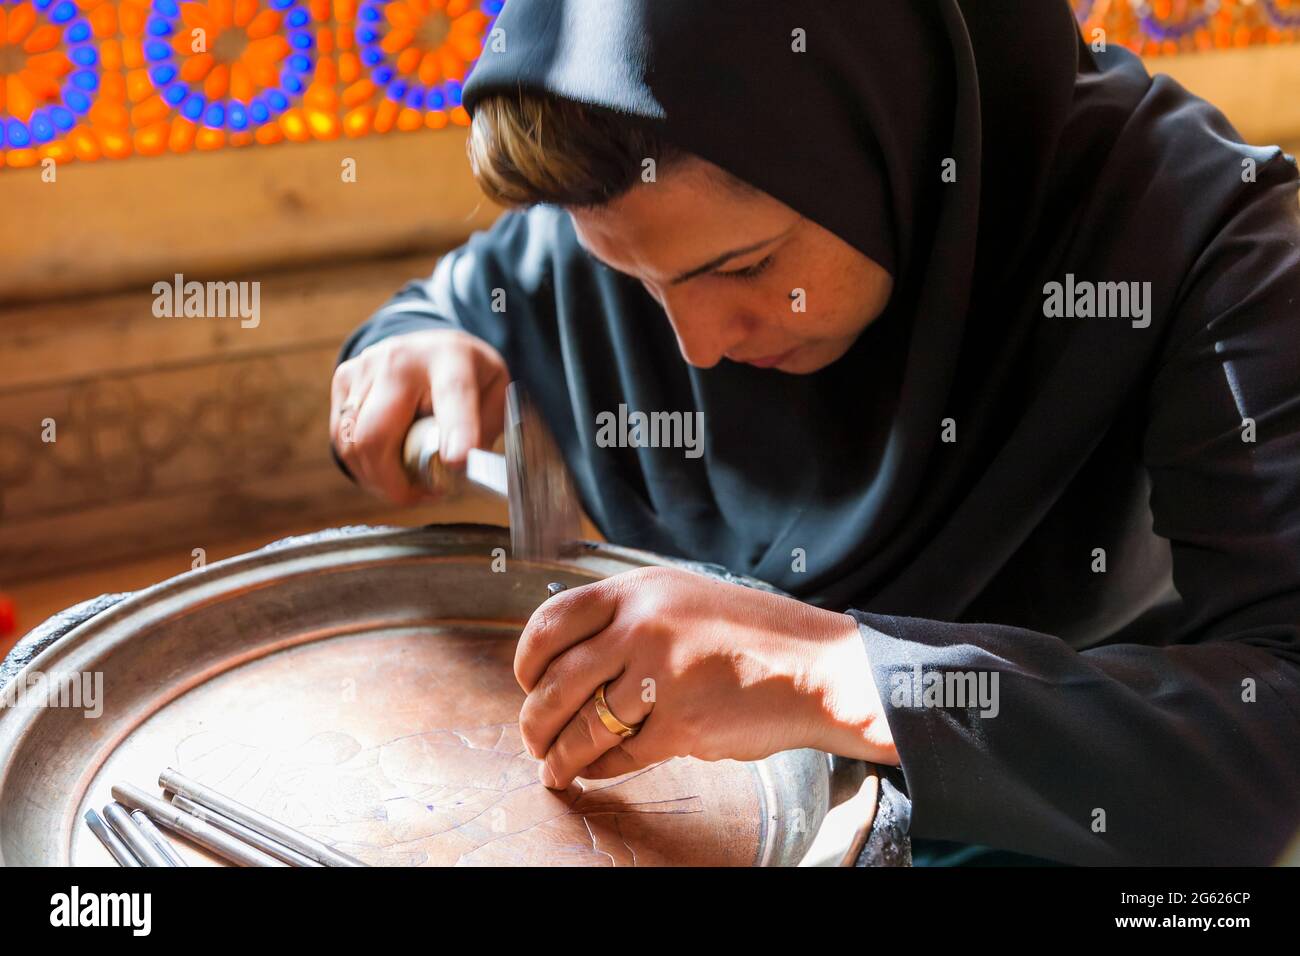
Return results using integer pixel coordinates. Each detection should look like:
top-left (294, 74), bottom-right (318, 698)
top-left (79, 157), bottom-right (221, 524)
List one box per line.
top-left (666, 224), bottom-right (796, 286)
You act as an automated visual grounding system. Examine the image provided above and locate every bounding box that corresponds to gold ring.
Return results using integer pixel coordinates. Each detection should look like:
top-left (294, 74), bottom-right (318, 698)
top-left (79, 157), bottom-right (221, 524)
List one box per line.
top-left (594, 682), bottom-right (640, 738)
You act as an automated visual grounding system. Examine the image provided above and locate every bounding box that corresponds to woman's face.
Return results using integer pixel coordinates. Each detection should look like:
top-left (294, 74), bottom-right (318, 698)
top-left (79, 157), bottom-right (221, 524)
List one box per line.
top-left (568, 156), bottom-right (894, 374)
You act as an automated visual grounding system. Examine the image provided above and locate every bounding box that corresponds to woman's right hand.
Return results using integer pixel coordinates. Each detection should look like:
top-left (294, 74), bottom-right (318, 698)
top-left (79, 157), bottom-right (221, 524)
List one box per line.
top-left (330, 328), bottom-right (510, 505)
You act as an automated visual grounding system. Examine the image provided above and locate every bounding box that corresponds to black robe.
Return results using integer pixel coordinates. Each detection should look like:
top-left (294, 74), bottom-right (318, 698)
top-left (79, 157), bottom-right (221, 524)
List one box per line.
top-left (337, 0), bottom-right (1300, 865)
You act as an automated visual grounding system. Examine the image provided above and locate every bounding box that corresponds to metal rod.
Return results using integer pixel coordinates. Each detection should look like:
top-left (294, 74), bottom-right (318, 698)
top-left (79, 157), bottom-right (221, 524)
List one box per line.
top-left (171, 794), bottom-right (322, 868)
top-left (158, 768), bottom-right (366, 867)
top-left (103, 802), bottom-right (172, 867)
top-left (111, 782), bottom-right (287, 868)
top-left (131, 810), bottom-right (188, 867)
top-left (84, 808), bottom-right (141, 867)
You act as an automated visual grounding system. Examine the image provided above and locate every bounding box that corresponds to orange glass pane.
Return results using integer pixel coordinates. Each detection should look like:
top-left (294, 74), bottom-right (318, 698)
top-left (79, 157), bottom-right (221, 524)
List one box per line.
top-left (23, 24), bottom-right (62, 54)
top-left (6, 4), bottom-right (36, 46)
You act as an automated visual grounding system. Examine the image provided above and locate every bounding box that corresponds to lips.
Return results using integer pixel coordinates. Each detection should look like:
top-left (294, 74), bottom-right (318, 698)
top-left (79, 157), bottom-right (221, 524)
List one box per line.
top-left (735, 346), bottom-right (798, 369)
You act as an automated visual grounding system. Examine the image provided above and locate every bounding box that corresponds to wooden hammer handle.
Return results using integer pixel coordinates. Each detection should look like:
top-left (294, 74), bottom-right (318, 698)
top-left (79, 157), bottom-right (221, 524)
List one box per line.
top-left (401, 417), bottom-right (466, 496)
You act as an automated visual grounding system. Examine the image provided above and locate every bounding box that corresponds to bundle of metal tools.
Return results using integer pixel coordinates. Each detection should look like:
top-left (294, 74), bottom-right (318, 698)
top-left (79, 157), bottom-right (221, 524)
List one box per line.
top-left (84, 768), bottom-right (367, 867)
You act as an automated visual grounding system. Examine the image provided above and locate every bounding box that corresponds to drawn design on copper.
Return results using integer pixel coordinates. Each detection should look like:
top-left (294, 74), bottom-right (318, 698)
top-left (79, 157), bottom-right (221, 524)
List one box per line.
top-left (173, 724), bottom-right (704, 866)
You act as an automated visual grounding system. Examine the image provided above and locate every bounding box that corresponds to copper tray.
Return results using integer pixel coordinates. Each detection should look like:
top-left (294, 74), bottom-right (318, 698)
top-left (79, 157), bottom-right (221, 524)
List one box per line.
top-left (0, 525), bottom-right (877, 866)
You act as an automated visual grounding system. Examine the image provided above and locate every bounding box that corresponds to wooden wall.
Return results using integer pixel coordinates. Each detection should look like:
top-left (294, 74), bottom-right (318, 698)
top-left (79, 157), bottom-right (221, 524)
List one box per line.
top-left (0, 128), bottom-right (501, 586)
top-left (0, 128), bottom-right (499, 304)
top-left (0, 253), bottom-right (449, 581)
top-left (1152, 44), bottom-right (1300, 149)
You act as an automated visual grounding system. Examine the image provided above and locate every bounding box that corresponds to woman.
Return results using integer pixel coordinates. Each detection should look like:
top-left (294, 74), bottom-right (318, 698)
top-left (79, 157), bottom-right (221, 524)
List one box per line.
top-left (330, 0), bottom-right (1300, 865)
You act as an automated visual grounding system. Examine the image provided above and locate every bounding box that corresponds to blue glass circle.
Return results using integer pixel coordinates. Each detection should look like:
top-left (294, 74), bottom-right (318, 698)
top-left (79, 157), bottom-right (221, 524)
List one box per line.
top-left (0, 2), bottom-right (103, 149)
top-left (143, 0), bottom-right (316, 130)
top-left (354, 0), bottom-right (498, 118)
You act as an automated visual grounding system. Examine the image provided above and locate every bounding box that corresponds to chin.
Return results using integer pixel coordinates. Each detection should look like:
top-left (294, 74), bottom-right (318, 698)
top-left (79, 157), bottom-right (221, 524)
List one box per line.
top-left (777, 344), bottom-right (844, 374)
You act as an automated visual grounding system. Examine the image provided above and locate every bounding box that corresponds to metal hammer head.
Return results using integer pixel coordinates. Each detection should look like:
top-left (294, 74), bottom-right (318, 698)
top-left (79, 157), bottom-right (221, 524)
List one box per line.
top-left (505, 382), bottom-right (582, 561)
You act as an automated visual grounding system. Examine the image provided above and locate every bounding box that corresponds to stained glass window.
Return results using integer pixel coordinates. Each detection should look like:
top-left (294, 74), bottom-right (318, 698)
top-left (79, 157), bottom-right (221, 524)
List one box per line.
top-left (1, 0), bottom-right (1296, 170)
top-left (0, 0), bottom-right (500, 167)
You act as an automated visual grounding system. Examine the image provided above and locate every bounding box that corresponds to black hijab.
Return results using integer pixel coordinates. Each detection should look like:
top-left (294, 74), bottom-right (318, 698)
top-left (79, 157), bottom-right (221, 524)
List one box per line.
top-left (456, 0), bottom-right (1211, 613)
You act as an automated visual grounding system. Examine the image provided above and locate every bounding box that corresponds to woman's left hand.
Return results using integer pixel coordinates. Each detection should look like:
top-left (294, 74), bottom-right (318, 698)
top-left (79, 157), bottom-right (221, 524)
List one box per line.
top-left (514, 566), bottom-right (899, 789)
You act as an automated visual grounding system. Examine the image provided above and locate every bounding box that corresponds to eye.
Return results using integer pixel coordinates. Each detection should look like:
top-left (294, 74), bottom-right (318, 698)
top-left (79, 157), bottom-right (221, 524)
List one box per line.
top-left (716, 254), bottom-right (774, 281)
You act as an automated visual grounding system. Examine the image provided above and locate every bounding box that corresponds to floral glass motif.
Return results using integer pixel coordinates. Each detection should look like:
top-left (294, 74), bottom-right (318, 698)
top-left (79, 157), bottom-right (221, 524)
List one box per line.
top-left (0, 0), bottom-right (499, 167)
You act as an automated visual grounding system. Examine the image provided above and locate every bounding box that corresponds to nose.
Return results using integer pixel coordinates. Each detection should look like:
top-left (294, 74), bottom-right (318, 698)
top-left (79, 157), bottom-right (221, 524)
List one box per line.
top-left (656, 288), bottom-right (750, 369)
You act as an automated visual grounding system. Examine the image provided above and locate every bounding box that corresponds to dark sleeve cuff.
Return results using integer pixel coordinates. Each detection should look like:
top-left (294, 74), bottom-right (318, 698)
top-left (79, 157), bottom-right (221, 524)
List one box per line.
top-left (848, 609), bottom-right (1020, 854)
top-left (849, 610), bottom-right (957, 837)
